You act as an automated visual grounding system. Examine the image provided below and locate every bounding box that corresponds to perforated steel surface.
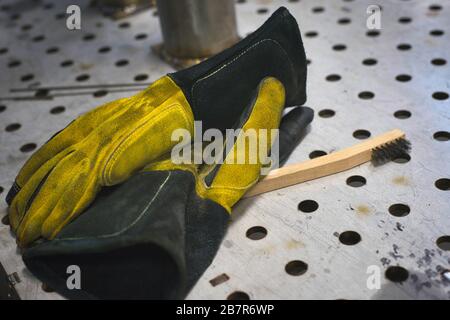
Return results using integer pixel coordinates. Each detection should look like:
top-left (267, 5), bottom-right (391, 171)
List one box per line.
top-left (0, 0), bottom-right (449, 300)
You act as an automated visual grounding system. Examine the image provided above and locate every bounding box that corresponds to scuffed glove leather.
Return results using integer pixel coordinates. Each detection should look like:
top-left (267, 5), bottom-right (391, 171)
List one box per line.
top-left (7, 6), bottom-right (307, 247)
top-left (23, 78), bottom-right (314, 299)
top-left (20, 7), bottom-right (312, 299)
top-left (7, 77), bottom-right (196, 247)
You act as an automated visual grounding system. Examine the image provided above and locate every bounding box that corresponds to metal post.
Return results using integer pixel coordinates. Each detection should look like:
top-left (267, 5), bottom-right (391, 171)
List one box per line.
top-left (155, 0), bottom-right (239, 68)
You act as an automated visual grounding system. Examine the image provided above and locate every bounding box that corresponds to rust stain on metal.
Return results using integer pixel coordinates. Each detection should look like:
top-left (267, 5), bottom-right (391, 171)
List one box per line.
top-left (79, 63), bottom-right (94, 71)
top-left (286, 239), bottom-right (305, 250)
top-left (392, 176), bottom-right (410, 186)
top-left (356, 205), bottom-right (370, 215)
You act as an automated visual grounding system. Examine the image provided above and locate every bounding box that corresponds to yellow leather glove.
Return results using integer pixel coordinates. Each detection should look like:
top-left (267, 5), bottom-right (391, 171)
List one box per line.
top-left (22, 77), bottom-right (314, 300)
top-left (8, 6), bottom-right (308, 247)
top-left (145, 77), bottom-right (285, 212)
top-left (8, 76), bottom-right (195, 246)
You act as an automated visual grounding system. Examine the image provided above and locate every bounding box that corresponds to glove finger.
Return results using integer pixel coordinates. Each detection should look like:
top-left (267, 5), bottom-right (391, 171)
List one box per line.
top-left (6, 97), bottom-right (130, 205)
top-left (15, 152), bottom-right (89, 247)
top-left (41, 161), bottom-right (96, 240)
top-left (9, 147), bottom-right (74, 231)
top-left (198, 77), bottom-right (286, 211)
top-left (278, 106), bottom-right (314, 166)
top-left (101, 96), bottom-right (194, 186)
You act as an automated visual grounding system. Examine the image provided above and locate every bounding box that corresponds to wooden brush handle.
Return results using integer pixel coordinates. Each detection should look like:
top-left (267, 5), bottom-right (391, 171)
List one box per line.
top-left (245, 129), bottom-right (405, 198)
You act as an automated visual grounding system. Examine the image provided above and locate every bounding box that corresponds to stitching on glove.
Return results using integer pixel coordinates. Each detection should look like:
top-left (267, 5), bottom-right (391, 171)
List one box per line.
top-left (191, 38), bottom-right (296, 110)
top-left (102, 103), bottom-right (191, 185)
top-left (50, 171), bottom-right (172, 242)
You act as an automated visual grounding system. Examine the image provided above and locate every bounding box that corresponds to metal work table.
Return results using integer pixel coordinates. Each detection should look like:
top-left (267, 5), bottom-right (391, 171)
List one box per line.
top-left (0, 0), bottom-right (449, 299)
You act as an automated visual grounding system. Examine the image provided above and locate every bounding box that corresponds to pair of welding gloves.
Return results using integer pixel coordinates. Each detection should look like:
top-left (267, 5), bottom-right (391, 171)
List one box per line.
top-left (5, 7), bottom-right (313, 299)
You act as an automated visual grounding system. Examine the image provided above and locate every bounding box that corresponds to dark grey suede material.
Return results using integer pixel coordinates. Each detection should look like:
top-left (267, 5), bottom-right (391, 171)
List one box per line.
top-left (23, 170), bottom-right (229, 299)
top-left (169, 7), bottom-right (307, 131)
top-left (22, 106), bottom-right (313, 300)
top-left (278, 107), bottom-right (314, 165)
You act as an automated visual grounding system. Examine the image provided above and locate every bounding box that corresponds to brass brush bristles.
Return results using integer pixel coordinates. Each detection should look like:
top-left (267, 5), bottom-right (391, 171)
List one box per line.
top-left (371, 138), bottom-right (411, 166)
